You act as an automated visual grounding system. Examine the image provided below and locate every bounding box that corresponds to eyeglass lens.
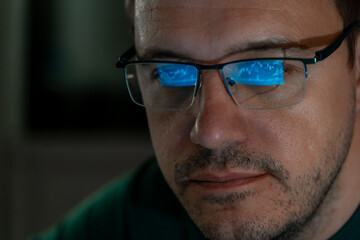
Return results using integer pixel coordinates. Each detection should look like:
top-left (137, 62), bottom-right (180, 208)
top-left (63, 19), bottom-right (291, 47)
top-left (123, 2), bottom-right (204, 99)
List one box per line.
top-left (223, 60), bottom-right (306, 109)
top-left (125, 60), bottom-right (306, 110)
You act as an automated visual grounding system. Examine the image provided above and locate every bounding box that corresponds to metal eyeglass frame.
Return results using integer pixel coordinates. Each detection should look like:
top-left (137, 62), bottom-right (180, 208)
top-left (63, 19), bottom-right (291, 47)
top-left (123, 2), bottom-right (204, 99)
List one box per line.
top-left (116, 21), bottom-right (360, 110)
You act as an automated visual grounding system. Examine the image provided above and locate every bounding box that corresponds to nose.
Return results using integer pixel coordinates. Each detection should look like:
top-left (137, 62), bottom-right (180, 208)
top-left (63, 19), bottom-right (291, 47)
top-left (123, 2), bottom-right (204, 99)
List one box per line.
top-left (190, 71), bottom-right (249, 150)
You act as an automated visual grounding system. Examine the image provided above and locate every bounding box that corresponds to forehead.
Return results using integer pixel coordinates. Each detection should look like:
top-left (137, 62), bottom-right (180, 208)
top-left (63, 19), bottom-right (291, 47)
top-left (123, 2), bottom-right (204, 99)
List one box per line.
top-left (134, 0), bottom-right (342, 61)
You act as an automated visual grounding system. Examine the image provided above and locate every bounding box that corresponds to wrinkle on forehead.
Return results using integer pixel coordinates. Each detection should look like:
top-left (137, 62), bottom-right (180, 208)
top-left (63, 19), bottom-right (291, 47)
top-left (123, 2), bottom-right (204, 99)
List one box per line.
top-left (136, 0), bottom-right (288, 10)
top-left (136, 1), bottom-right (285, 26)
top-left (136, 1), bottom-right (291, 46)
top-left (136, 0), bottom-right (339, 26)
top-left (135, 0), bottom-right (342, 61)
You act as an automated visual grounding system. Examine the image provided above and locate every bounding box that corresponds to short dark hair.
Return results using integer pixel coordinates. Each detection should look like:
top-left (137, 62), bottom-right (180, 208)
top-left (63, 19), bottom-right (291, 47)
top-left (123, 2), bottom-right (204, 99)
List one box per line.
top-left (125, 0), bottom-right (359, 66)
top-left (333, 0), bottom-right (360, 66)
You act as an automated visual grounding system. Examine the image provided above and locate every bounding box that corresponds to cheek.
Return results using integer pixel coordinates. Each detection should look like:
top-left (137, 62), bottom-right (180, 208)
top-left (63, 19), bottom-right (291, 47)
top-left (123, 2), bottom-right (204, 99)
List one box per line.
top-left (146, 109), bottom-right (195, 183)
top-left (255, 56), bottom-right (355, 176)
top-left (248, 110), bottom-right (321, 176)
top-left (305, 52), bottom-right (355, 144)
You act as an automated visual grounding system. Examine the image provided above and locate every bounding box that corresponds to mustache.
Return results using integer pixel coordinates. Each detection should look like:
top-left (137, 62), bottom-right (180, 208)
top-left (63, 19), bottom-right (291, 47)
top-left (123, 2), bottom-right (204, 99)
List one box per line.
top-left (174, 146), bottom-right (290, 189)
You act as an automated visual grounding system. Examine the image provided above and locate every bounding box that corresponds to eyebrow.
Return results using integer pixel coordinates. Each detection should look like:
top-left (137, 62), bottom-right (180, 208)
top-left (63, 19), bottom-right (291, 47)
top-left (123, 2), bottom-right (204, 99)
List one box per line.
top-left (138, 38), bottom-right (315, 61)
top-left (226, 38), bottom-right (314, 57)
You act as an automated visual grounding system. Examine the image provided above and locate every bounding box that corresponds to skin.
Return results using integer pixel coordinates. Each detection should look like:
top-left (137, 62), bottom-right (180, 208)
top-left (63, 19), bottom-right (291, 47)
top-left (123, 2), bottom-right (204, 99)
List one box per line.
top-left (134, 0), bottom-right (360, 239)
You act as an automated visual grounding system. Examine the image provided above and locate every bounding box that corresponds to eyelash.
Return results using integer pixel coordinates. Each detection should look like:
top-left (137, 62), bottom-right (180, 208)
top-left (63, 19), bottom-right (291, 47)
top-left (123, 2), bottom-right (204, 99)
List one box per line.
top-left (151, 69), bottom-right (159, 80)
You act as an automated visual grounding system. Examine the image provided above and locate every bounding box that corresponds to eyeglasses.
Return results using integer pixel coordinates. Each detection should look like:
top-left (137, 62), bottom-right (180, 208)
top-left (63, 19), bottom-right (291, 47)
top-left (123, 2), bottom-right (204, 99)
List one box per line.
top-left (117, 21), bottom-right (359, 110)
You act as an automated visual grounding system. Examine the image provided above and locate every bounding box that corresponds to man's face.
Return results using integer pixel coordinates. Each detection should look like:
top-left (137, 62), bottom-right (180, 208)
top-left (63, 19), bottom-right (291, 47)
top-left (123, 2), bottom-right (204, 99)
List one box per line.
top-left (135, 0), bottom-right (357, 239)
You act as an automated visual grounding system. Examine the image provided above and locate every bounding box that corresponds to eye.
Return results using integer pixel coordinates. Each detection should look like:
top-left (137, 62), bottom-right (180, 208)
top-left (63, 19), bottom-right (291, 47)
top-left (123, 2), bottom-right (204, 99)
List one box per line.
top-left (151, 68), bottom-right (159, 80)
top-left (282, 65), bottom-right (293, 75)
top-left (282, 62), bottom-right (304, 75)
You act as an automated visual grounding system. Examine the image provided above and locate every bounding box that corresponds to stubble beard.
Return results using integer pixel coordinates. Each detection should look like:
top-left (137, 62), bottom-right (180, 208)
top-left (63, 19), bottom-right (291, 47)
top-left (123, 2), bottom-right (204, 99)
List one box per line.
top-left (173, 99), bottom-right (355, 240)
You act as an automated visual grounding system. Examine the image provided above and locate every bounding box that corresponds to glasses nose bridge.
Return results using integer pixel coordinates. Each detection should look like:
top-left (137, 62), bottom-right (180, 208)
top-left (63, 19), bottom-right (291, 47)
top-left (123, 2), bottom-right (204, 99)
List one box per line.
top-left (195, 63), bottom-right (233, 98)
top-left (197, 63), bottom-right (224, 76)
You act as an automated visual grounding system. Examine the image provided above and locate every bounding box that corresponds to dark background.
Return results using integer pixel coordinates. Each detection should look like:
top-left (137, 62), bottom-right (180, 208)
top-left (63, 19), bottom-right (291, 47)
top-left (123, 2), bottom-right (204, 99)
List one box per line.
top-left (26, 0), bottom-right (147, 133)
top-left (0, 1), bottom-right (153, 239)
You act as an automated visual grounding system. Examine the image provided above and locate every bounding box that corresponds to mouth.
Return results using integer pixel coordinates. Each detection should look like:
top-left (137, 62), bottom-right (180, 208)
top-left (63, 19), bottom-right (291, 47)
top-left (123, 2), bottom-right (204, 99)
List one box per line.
top-left (189, 172), bottom-right (269, 191)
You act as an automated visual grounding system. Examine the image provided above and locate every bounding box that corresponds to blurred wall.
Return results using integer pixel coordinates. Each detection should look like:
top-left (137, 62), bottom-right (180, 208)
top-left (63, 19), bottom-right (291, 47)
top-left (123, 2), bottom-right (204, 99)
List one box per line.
top-left (1, 0), bottom-right (25, 238)
top-left (1, 1), bottom-right (154, 240)
top-left (0, 0), bottom-right (9, 235)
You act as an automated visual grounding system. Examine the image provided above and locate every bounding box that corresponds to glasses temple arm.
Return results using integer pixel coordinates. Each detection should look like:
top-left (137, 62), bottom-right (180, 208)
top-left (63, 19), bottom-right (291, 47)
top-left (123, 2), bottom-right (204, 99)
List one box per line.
top-left (116, 46), bottom-right (136, 68)
top-left (315, 21), bottom-right (360, 61)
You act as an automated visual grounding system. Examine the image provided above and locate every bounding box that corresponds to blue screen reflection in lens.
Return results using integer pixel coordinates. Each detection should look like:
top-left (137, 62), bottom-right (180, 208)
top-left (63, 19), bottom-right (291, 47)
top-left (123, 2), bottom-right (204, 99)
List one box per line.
top-left (158, 64), bottom-right (197, 87)
top-left (225, 60), bottom-right (284, 86)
